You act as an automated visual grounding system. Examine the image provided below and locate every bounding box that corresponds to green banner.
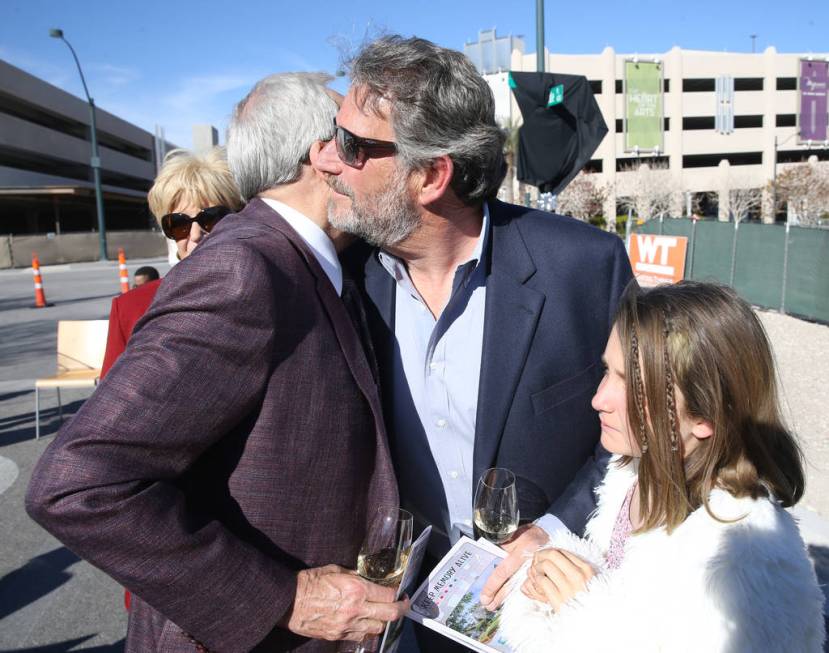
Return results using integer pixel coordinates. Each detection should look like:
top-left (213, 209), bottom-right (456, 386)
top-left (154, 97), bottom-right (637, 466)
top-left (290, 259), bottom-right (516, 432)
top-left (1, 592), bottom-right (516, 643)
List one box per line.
top-left (625, 61), bottom-right (663, 151)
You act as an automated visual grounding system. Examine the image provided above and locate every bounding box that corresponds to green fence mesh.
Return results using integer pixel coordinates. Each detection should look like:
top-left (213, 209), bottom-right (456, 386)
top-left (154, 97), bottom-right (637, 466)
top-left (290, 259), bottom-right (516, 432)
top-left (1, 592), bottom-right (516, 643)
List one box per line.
top-left (632, 218), bottom-right (829, 323)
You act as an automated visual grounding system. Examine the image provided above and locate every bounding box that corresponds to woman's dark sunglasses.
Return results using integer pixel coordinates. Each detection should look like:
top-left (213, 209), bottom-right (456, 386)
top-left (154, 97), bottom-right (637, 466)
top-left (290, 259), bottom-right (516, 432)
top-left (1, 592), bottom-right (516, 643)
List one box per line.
top-left (160, 205), bottom-right (232, 241)
top-left (334, 119), bottom-right (397, 169)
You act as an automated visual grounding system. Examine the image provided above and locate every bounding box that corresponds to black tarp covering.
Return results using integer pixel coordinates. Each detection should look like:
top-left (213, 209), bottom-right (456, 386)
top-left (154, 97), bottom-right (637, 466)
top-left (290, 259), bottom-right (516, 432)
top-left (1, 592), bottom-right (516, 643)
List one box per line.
top-left (510, 71), bottom-right (608, 194)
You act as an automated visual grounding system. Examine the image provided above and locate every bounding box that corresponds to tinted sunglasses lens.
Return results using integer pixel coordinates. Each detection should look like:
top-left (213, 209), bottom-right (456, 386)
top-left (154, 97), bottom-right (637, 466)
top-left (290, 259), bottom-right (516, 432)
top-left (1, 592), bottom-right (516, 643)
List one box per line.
top-left (198, 206), bottom-right (230, 232)
top-left (162, 214), bottom-right (192, 241)
top-left (336, 127), bottom-right (359, 166)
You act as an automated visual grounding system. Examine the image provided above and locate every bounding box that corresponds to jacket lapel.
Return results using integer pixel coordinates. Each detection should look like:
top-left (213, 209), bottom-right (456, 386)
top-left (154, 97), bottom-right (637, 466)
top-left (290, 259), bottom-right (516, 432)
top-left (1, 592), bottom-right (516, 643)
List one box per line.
top-left (362, 250), bottom-right (396, 408)
top-left (253, 200), bottom-right (383, 425)
top-left (473, 203), bottom-right (545, 484)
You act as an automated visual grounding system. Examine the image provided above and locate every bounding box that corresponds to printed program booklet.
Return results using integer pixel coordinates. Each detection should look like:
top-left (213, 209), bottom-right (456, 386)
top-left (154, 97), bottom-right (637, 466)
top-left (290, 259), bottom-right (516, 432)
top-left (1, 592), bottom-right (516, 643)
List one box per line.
top-left (377, 525), bottom-right (432, 653)
top-left (406, 536), bottom-right (513, 653)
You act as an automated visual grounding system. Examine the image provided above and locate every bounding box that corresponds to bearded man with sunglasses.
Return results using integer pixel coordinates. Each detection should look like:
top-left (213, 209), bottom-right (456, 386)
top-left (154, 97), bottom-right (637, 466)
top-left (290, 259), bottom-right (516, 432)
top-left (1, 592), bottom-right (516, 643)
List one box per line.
top-left (28, 73), bottom-right (405, 653)
top-left (315, 36), bottom-right (633, 651)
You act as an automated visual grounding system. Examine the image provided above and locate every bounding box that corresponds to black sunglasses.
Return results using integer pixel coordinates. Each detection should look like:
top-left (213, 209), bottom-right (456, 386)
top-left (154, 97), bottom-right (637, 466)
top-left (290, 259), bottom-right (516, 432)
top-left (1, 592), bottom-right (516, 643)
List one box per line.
top-left (334, 119), bottom-right (397, 168)
top-left (160, 206), bottom-right (232, 241)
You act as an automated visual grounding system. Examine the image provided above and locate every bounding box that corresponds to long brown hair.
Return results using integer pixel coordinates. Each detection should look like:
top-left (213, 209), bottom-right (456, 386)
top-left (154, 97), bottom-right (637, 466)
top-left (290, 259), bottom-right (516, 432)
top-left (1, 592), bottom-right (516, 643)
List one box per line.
top-left (616, 281), bottom-right (804, 533)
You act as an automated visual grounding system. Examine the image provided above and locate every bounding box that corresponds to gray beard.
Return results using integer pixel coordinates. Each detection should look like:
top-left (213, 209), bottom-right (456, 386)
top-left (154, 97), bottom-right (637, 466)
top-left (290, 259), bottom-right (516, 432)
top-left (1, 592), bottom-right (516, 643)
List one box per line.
top-left (326, 170), bottom-right (421, 248)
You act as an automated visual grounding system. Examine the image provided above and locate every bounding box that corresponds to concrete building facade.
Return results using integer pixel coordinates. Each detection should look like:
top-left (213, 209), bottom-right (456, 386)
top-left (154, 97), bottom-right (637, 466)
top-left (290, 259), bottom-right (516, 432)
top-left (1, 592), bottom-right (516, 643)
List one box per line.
top-left (477, 39), bottom-right (829, 221)
top-left (0, 59), bottom-right (167, 235)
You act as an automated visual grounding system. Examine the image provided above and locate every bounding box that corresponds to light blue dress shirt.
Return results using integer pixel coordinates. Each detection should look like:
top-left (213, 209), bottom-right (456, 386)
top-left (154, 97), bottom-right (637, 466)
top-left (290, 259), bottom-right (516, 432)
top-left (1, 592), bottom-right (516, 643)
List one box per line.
top-left (380, 205), bottom-right (490, 549)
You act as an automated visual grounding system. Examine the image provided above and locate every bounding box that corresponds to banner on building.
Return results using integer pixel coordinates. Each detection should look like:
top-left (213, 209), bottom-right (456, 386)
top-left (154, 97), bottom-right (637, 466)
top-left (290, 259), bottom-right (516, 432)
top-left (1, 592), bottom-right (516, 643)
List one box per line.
top-left (799, 60), bottom-right (828, 143)
top-left (715, 76), bottom-right (734, 134)
top-left (628, 234), bottom-right (688, 286)
top-left (624, 60), bottom-right (663, 152)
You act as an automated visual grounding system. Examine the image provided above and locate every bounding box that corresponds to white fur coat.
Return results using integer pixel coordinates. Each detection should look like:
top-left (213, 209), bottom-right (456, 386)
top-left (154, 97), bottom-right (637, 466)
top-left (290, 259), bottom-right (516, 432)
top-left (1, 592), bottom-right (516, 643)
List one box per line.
top-left (500, 458), bottom-right (825, 652)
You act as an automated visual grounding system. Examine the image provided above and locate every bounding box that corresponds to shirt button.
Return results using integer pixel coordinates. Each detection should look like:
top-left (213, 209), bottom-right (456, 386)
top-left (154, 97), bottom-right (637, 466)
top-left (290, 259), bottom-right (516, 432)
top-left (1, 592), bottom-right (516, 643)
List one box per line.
top-left (450, 470), bottom-right (459, 479)
top-left (429, 362), bottom-right (438, 371)
top-left (436, 418), bottom-right (447, 428)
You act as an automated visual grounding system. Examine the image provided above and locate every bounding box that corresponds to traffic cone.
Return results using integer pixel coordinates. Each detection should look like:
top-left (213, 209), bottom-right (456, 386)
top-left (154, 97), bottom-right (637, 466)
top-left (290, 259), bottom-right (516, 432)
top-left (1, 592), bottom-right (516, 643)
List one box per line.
top-left (118, 248), bottom-right (130, 294)
top-left (32, 253), bottom-right (48, 308)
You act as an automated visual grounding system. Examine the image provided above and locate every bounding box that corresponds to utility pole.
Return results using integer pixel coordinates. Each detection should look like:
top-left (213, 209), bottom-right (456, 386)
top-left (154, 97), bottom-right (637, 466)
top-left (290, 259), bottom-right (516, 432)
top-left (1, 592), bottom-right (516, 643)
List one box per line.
top-left (49, 28), bottom-right (108, 260)
top-left (750, 34), bottom-right (757, 53)
top-left (536, 0), bottom-right (545, 72)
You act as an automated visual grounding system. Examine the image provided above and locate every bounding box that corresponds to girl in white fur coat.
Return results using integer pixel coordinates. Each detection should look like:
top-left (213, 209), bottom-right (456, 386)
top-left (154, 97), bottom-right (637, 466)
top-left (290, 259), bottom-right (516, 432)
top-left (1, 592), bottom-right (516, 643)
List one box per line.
top-left (500, 281), bottom-right (825, 652)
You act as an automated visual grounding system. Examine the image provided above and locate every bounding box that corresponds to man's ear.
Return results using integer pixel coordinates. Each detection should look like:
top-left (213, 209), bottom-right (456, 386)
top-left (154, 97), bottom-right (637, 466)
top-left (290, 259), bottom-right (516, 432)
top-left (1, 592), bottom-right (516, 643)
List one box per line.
top-left (691, 419), bottom-right (714, 440)
top-left (417, 155), bottom-right (454, 206)
top-left (307, 140), bottom-right (324, 165)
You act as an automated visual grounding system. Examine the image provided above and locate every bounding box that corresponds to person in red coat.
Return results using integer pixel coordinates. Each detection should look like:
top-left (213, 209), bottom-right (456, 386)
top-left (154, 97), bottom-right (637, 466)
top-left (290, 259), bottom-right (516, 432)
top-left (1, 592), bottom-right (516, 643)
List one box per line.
top-left (101, 147), bottom-right (243, 379)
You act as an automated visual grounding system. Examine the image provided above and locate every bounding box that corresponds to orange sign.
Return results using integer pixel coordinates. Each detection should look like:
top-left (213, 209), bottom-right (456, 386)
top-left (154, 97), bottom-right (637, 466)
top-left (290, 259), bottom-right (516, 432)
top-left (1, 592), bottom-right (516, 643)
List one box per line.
top-left (628, 234), bottom-right (688, 286)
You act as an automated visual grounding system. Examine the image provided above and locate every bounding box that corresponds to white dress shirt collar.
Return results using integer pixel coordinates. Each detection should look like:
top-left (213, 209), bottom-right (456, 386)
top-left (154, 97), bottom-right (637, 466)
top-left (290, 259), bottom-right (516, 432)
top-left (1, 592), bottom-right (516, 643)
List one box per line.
top-left (261, 198), bottom-right (342, 296)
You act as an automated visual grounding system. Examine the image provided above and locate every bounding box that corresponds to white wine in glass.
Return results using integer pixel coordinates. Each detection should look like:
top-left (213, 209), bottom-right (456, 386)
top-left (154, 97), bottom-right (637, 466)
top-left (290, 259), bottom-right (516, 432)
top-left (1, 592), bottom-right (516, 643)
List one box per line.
top-left (350, 507), bottom-right (413, 653)
top-left (473, 467), bottom-right (519, 545)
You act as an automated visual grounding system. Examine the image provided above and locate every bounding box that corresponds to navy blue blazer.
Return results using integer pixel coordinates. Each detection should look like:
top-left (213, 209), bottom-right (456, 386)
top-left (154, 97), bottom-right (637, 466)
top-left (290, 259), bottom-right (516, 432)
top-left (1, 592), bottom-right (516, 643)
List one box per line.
top-left (349, 199), bottom-right (633, 537)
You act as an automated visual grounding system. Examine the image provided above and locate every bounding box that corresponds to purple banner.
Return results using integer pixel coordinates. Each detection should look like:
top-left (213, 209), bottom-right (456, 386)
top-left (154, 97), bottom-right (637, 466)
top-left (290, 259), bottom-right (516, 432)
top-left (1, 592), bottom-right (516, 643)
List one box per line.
top-left (800, 60), bottom-right (828, 142)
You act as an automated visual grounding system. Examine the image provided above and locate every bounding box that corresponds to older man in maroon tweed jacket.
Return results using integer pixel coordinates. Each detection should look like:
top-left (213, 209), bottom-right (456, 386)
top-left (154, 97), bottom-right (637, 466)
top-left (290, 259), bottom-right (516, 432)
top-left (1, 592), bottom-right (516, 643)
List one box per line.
top-left (26, 73), bottom-right (405, 652)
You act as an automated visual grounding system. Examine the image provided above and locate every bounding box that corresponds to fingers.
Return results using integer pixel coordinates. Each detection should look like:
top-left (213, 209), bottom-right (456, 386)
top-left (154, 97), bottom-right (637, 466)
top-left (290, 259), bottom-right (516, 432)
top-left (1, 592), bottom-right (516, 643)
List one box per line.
top-left (340, 618), bottom-right (387, 640)
top-left (286, 567), bottom-right (407, 642)
top-left (354, 576), bottom-right (397, 604)
top-left (362, 597), bottom-right (409, 623)
top-left (536, 571), bottom-right (563, 611)
top-left (479, 551), bottom-right (521, 609)
top-left (479, 525), bottom-right (549, 609)
top-left (525, 548), bottom-right (595, 611)
top-left (559, 550), bottom-right (595, 579)
top-left (520, 568), bottom-right (546, 602)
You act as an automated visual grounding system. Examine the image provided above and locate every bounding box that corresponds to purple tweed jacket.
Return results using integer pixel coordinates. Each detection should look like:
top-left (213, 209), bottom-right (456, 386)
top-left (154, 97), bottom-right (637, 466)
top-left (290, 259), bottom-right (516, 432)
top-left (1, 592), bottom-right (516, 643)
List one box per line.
top-left (26, 199), bottom-right (399, 653)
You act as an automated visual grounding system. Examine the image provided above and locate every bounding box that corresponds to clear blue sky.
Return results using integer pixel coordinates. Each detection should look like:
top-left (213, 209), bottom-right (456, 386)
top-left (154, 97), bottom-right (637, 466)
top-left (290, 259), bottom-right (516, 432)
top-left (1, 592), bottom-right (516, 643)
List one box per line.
top-left (2, 0), bottom-right (827, 148)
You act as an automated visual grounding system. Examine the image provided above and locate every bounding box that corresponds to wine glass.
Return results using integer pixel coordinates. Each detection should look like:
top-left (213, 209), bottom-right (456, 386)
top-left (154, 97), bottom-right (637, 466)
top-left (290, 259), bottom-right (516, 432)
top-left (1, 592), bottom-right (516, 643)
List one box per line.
top-left (351, 507), bottom-right (413, 653)
top-left (473, 467), bottom-right (519, 545)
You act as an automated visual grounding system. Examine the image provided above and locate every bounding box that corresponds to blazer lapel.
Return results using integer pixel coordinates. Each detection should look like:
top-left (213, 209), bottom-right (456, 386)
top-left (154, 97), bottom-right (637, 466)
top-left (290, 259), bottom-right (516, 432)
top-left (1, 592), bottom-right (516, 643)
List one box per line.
top-left (473, 206), bottom-right (545, 484)
top-left (362, 251), bottom-right (396, 408)
top-left (256, 201), bottom-right (383, 424)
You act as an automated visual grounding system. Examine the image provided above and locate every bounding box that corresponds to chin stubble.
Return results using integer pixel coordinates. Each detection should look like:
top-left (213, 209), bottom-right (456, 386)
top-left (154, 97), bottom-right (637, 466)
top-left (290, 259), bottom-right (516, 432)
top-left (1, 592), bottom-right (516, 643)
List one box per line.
top-left (325, 170), bottom-right (421, 248)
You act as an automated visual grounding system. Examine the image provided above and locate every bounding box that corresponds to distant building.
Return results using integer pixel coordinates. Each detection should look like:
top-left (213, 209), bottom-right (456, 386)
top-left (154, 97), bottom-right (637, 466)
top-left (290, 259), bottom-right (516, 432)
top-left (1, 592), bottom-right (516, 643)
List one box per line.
top-left (0, 59), bottom-right (174, 235)
top-left (192, 124), bottom-right (219, 153)
top-left (464, 29), bottom-right (525, 76)
top-left (466, 35), bottom-right (829, 221)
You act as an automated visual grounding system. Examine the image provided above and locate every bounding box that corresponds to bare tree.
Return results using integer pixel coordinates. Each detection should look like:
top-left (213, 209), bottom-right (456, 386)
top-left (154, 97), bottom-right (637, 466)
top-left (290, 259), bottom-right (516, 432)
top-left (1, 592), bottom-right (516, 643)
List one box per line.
top-left (771, 161), bottom-right (829, 226)
top-left (728, 187), bottom-right (762, 223)
top-left (498, 119), bottom-right (521, 205)
top-left (616, 162), bottom-right (679, 222)
top-left (556, 171), bottom-right (607, 222)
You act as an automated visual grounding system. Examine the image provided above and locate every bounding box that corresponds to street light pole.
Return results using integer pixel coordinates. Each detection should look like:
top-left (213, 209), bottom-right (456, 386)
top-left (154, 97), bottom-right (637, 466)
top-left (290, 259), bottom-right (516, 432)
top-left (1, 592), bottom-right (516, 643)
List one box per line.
top-left (49, 28), bottom-right (107, 261)
top-left (536, 0), bottom-right (545, 72)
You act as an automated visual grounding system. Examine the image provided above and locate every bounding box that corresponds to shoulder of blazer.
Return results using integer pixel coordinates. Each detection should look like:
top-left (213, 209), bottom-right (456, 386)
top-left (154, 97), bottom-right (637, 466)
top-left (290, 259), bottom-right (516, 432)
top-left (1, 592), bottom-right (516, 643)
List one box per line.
top-left (488, 199), bottom-right (626, 285)
top-left (199, 200), bottom-right (315, 270)
top-left (490, 199), bottom-right (623, 253)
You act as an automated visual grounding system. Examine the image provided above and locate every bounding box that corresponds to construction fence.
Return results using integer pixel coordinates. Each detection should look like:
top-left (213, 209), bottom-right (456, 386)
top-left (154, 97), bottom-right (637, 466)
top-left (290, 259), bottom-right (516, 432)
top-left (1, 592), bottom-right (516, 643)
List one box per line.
top-left (632, 218), bottom-right (829, 324)
top-left (0, 231), bottom-right (167, 269)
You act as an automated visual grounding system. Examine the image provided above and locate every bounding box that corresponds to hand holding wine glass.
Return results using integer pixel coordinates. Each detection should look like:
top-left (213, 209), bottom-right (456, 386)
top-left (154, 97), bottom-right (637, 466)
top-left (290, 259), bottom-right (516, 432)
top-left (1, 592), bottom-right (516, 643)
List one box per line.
top-left (350, 507), bottom-right (413, 652)
top-left (473, 467), bottom-right (519, 545)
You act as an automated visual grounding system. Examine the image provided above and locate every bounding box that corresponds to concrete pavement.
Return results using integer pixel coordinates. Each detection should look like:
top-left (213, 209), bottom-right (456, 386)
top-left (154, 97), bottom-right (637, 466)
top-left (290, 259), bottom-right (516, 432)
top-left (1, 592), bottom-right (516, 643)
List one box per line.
top-left (1, 257), bottom-right (168, 652)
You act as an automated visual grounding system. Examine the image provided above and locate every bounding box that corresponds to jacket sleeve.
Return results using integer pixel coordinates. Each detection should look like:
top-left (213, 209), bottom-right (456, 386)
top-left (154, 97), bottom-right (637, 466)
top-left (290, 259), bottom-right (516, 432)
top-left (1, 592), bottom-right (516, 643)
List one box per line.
top-left (547, 442), bottom-right (612, 535)
top-left (545, 236), bottom-right (633, 535)
top-left (608, 234), bottom-right (635, 328)
top-left (25, 238), bottom-right (299, 653)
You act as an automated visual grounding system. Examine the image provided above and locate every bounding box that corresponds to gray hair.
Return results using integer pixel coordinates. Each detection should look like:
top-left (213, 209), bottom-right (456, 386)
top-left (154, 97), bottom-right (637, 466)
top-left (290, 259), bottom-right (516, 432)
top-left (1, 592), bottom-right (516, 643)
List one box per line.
top-left (349, 35), bottom-right (506, 206)
top-left (227, 72), bottom-right (337, 200)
